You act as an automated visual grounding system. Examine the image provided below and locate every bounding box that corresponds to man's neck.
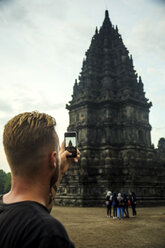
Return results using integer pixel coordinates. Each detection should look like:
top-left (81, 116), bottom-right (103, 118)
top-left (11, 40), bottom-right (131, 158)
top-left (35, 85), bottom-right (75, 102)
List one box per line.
top-left (3, 175), bottom-right (50, 208)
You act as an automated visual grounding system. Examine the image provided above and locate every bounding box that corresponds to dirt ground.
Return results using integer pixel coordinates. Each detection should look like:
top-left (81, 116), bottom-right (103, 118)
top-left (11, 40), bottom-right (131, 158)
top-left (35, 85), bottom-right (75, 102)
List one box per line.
top-left (51, 206), bottom-right (165, 248)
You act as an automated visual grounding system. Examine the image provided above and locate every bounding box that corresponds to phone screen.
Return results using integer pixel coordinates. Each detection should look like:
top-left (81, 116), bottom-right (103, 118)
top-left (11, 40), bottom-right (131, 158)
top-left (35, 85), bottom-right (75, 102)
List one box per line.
top-left (64, 132), bottom-right (77, 157)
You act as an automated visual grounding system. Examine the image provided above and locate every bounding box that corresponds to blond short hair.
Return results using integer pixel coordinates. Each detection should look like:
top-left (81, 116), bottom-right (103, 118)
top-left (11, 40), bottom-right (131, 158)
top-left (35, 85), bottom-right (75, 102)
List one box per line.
top-left (3, 111), bottom-right (58, 176)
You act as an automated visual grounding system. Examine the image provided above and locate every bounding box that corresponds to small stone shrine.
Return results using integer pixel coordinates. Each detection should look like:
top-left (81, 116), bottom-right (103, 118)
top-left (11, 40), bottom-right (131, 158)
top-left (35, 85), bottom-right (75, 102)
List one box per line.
top-left (56, 11), bottom-right (165, 206)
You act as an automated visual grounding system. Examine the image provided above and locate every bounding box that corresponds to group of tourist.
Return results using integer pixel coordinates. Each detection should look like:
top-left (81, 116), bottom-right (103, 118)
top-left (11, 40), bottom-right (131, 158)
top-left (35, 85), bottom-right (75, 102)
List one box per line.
top-left (105, 191), bottom-right (137, 219)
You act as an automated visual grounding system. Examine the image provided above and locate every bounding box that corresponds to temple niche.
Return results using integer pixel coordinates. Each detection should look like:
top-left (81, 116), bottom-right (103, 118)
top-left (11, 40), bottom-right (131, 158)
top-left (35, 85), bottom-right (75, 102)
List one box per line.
top-left (56, 10), bottom-right (165, 206)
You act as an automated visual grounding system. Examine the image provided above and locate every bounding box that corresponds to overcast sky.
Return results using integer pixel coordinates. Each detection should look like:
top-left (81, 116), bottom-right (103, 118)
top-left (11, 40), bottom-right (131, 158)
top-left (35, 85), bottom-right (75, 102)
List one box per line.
top-left (0, 0), bottom-right (165, 172)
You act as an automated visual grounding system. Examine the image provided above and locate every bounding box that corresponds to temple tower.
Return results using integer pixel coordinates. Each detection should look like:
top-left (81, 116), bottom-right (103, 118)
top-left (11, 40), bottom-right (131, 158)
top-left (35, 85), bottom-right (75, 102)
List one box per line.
top-left (56, 11), bottom-right (165, 206)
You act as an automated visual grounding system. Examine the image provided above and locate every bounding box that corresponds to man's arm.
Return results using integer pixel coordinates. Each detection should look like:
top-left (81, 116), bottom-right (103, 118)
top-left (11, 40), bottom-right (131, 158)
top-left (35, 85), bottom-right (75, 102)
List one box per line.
top-left (47, 141), bottom-right (80, 211)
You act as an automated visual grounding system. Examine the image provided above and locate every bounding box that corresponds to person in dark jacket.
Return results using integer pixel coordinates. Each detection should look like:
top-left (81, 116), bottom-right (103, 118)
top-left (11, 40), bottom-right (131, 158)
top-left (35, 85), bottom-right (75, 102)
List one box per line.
top-left (129, 192), bottom-right (137, 217)
top-left (112, 192), bottom-right (117, 219)
top-left (122, 193), bottom-right (129, 218)
top-left (105, 191), bottom-right (112, 217)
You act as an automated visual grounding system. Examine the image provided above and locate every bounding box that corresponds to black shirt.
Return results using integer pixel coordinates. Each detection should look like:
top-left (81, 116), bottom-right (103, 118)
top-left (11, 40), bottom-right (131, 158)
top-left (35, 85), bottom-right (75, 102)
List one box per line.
top-left (0, 196), bottom-right (74, 248)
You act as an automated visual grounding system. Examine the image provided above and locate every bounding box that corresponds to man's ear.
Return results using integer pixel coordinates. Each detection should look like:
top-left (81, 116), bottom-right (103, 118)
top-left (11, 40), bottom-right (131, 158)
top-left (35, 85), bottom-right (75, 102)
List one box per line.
top-left (49, 151), bottom-right (57, 169)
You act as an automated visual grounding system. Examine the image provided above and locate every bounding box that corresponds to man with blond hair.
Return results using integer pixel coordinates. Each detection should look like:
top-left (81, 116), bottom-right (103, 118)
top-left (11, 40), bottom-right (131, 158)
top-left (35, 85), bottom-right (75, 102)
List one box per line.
top-left (0, 111), bottom-right (79, 248)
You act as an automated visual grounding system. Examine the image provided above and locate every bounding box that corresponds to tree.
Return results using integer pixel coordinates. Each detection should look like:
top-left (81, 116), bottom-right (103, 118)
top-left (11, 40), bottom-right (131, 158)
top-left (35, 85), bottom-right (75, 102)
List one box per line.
top-left (4, 172), bottom-right (11, 193)
top-left (0, 170), bottom-right (6, 194)
top-left (0, 170), bottom-right (11, 194)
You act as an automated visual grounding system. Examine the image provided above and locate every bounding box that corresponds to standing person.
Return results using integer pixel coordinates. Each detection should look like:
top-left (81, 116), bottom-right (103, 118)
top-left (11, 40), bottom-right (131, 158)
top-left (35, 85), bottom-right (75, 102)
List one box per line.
top-left (112, 192), bottom-right (117, 219)
top-left (129, 192), bottom-right (137, 217)
top-left (123, 193), bottom-right (129, 218)
top-left (0, 111), bottom-right (80, 248)
top-left (105, 191), bottom-right (112, 217)
top-left (117, 193), bottom-right (124, 219)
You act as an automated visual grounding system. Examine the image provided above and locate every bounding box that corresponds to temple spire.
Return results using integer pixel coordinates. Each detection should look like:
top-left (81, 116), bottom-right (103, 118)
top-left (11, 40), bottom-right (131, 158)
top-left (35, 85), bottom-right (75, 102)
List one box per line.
top-left (104, 10), bottom-right (111, 23)
top-left (105, 10), bottom-right (109, 18)
top-left (100, 9), bottom-right (112, 32)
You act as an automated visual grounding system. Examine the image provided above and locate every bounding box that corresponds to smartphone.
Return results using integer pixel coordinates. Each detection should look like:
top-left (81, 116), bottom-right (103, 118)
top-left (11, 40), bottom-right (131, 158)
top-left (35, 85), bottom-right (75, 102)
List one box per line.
top-left (64, 131), bottom-right (77, 158)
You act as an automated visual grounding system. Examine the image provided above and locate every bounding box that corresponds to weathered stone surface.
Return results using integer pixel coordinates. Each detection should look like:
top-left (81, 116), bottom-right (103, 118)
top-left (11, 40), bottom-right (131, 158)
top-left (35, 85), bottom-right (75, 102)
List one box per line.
top-left (56, 10), bottom-right (165, 206)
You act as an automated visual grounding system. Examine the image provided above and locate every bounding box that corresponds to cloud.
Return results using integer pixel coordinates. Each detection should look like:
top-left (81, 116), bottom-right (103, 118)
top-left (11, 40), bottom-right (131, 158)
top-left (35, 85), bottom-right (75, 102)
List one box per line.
top-left (151, 0), bottom-right (165, 5)
top-left (131, 19), bottom-right (165, 61)
top-left (0, 0), bottom-right (13, 4)
top-left (1, 81), bottom-right (65, 112)
top-left (0, 100), bottom-right (13, 113)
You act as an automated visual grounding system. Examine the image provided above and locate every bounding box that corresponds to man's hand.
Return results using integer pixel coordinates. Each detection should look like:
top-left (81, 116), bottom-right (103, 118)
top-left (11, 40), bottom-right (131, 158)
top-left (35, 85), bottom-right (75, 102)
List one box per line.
top-left (59, 141), bottom-right (80, 175)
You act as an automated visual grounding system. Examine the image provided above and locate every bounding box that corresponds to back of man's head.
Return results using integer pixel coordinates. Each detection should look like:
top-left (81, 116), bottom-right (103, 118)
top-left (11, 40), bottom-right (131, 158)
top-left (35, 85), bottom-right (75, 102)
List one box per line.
top-left (3, 111), bottom-right (58, 176)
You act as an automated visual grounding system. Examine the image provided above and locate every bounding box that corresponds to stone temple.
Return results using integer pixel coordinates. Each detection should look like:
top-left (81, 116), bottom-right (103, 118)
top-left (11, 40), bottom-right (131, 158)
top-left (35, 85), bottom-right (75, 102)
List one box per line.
top-left (56, 10), bottom-right (165, 206)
